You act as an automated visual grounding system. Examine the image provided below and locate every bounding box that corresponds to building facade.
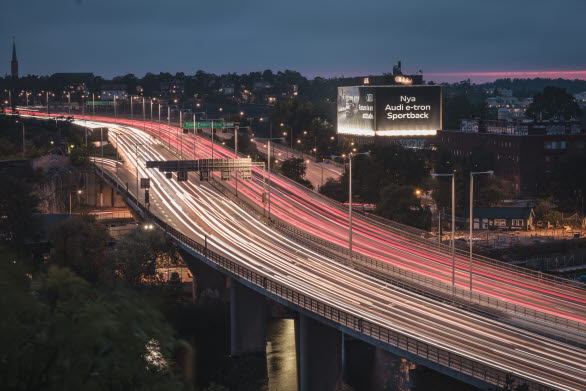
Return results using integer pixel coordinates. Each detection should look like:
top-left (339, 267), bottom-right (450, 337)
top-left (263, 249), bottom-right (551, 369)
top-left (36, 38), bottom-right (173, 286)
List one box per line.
top-left (437, 120), bottom-right (586, 194)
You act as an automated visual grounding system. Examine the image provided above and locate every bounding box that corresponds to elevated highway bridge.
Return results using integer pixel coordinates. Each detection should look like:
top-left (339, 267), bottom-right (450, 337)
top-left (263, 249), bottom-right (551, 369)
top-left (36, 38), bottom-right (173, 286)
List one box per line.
top-left (10, 110), bottom-right (586, 391)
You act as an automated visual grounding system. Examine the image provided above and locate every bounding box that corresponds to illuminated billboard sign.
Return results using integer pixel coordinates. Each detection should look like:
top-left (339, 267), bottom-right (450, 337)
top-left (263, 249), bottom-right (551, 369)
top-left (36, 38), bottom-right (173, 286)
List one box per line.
top-left (337, 85), bottom-right (442, 136)
top-left (336, 86), bottom-right (376, 136)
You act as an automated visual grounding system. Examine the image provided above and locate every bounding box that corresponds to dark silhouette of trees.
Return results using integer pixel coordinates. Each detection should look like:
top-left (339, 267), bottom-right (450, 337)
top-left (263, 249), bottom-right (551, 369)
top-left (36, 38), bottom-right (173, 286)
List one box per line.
top-left (49, 214), bottom-right (111, 283)
top-left (526, 86), bottom-right (581, 120)
top-left (0, 174), bottom-right (39, 248)
top-left (0, 262), bottom-right (189, 391)
top-left (280, 158), bottom-right (313, 189)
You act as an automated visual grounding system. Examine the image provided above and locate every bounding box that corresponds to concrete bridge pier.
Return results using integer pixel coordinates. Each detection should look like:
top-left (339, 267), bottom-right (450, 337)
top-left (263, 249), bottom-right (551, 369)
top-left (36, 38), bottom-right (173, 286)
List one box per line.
top-left (230, 279), bottom-right (267, 356)
top-left (182, 250), bottom-right (228, 300)
top-left (297, 315), bottom-right (343, 391)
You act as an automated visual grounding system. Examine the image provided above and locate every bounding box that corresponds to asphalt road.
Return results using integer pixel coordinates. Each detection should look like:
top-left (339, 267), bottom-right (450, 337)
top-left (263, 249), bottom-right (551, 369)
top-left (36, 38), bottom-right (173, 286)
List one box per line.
top-left (17, 111), bottom-right (586, 390)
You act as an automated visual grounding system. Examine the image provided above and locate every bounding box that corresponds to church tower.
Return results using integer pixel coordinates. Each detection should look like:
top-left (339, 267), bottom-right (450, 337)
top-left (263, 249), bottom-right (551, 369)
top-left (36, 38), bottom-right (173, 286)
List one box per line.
top-left (11, 36), bottom-right (18, 80)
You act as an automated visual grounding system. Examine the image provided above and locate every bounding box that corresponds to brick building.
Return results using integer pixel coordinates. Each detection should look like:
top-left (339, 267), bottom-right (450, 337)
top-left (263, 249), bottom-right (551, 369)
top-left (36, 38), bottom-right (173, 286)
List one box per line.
top-left (437, 119), bottom-right (586, 194)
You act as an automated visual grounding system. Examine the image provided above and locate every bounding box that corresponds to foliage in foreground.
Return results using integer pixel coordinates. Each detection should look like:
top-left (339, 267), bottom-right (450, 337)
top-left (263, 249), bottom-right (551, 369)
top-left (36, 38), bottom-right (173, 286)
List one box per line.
top-left (0, 262), bottom-right (189, 391)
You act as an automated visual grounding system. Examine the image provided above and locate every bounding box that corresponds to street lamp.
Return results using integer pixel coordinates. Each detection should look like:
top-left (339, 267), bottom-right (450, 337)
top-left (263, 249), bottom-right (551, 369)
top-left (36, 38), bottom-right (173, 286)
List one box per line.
top-left (331, 152), bottom-right (369, 260)
top-left (253, 136), bottom-right (285, 219)
top-left (469, 170), bottom-right (494, 297)
top-left (431, 172), bottom-right (456, 294)
top-left (69, 189), bottom-right (82, 214)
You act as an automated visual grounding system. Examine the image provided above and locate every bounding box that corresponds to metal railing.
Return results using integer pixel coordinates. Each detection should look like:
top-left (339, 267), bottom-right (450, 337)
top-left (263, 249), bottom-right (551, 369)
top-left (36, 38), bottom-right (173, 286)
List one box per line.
top-left (95, 166), bottom-right (550, 391)
top-left (271, 218), bottom-right (586, 338)
top-left (28, 109), bottom-right (585, 289)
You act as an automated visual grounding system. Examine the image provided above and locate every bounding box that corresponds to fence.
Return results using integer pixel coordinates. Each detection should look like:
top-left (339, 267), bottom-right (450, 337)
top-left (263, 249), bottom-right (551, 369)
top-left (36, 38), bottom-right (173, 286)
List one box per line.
top-left (96, 166), bottom-right (552, 391)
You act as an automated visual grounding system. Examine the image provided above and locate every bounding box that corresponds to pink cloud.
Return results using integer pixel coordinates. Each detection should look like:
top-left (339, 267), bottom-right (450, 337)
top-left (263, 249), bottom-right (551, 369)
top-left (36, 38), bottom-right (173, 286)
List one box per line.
top-left (426, 70), bottom-right (586, 83)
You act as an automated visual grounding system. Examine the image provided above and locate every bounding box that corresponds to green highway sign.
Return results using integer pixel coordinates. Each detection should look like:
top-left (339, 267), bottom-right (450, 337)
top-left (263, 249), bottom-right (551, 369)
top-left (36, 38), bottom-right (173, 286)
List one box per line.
top-left (85, 101), bottom-right (114, 106)
top-left (183, 121), bottom-right (235, 129)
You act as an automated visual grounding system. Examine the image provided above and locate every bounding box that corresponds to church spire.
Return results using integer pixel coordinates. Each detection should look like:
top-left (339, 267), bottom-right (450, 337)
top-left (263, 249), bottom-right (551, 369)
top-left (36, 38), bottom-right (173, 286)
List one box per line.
top-left (11, 36), bottom-right (18, 80)
top-left (12, 36), bottom-right (17, 62)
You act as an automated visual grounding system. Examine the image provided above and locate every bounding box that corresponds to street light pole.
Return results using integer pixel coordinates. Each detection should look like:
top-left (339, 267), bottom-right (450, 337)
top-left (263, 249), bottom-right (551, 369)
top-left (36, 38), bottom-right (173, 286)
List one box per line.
top-left (179, 110), bottom-right (183, 159)
top-left (21, 122), bottom-right (25, 158)
top-left (92, 93), bottom-right (95, 117)
top-left (432, 172), bottom-right (456, 294)
top-left (349, 154), bottom-right (353, 257)
top-left (331, 152), bottom-right (369, 260)
top-left (192, 112), bottom-right (196, 147)
top-left (469, 170), bottom-right (494, 297)
top-left (268, 139), bottom-right (271, 218)
top-left (114, 95), bottom-right (117, 123)
top-left (253, 135), bottom-right (285, 220)
top-left (211, 121), bottom-right (215, 160)
top-left (135, 143), bottom-right (144, 204)
top-left (235, 126), bottom-right (239, 196)
top-left (100, 127), bottom-right (104, 175)
top-left (69, 190), bottom-right (82, 214)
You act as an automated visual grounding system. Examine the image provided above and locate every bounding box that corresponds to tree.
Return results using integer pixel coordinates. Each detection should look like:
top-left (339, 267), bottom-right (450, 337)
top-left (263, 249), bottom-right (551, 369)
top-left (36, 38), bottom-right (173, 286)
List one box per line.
top-left (319, 178), bottom-right (345, 202)
top-left (280, 158), bottom-right (313, 189)
top-left (0, 174), bottom-right (39, 248)
top-left (0, 263), bottom-right (188, 391)
top-left (526, 86), bottom-right (581, 120)
top-left (49, 214), bottom-right (111, 283)
top-left (442, 95), bottom-right (489, 129)
top-left (70, 145), bottom-right (89, 166)
top-left (115, 226), bottom-right (181, 287)
top-left (376, 184), bottom-right (431, 230)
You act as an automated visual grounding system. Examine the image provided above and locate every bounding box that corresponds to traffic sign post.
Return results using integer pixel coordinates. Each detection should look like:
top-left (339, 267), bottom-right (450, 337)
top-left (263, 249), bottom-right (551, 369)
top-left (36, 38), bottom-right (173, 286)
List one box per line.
top-left (140, 177), bottom-right (150, 189)
top-left (146, 158), bottom-right (254, 182)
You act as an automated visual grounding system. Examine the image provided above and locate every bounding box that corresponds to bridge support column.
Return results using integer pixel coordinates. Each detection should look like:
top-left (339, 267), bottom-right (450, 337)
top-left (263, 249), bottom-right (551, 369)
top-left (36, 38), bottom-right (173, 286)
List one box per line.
top-left (230, 279), bottom-right (267, 356)
top-left (182, 250), bottom-right (228, 300)
top-left (343, 336), bottom-right (376, 389)
top-left (297, 315), bottom-right (342, 391)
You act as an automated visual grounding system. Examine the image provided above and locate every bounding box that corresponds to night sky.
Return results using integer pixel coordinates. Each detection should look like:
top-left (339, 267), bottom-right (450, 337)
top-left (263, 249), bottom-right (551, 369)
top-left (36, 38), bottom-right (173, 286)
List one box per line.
top-left (2, 0), bottom-right (586, 82)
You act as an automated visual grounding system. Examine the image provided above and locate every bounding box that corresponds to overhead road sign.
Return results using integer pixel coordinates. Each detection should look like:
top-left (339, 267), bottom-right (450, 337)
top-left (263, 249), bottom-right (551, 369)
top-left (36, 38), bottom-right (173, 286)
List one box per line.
top-left (146, 158), bottom-right (253, 182)
top-left (183, 121), bottom-right (235, 129)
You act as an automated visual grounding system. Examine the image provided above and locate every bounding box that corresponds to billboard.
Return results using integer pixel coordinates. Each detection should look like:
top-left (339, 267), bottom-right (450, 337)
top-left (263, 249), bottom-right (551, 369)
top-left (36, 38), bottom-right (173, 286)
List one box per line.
top-left (337, 85), bottom-right (442, 136)
top-left (337, 86), bottom-right (375, 136)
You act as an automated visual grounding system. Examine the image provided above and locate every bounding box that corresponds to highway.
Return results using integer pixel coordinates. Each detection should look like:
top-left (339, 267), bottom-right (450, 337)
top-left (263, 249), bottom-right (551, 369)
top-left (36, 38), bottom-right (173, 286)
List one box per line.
top-left (253, 140), bottom-right (343, 189)
top-left (17, 111), bottom-right (586, 390)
